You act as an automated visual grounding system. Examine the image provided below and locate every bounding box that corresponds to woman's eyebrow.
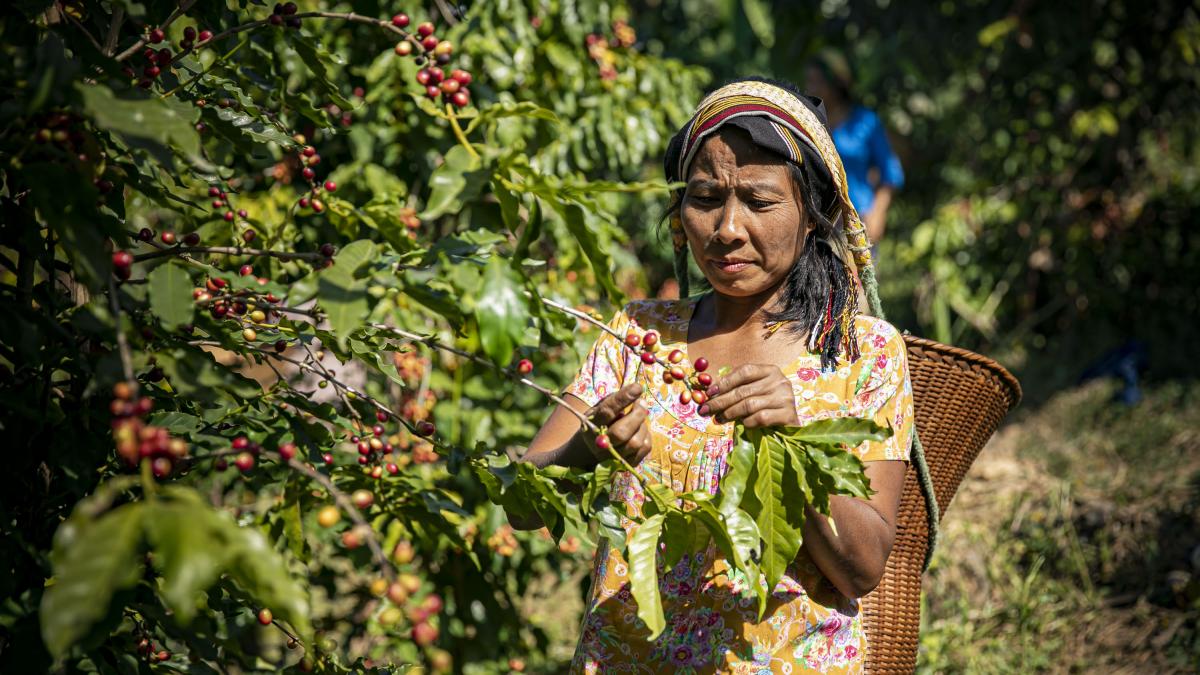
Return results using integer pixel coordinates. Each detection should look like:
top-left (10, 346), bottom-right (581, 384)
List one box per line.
top-left (686, 178), bottom-right (719, 191)
top-left (737, 181), bottom-right (788, 196)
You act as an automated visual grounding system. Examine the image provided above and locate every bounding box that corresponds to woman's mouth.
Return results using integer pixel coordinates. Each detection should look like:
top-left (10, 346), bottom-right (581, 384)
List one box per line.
top-left (709, 258), bottom-right (753, 273)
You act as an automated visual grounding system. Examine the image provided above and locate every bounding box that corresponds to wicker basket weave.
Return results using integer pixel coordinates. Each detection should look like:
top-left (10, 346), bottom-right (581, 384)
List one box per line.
top-left (861, 334), bottom-right (1022, 673)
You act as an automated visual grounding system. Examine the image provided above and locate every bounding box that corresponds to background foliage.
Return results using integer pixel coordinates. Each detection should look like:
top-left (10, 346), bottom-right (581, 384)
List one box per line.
top-left (2, 0), bottom-right (1198, 673)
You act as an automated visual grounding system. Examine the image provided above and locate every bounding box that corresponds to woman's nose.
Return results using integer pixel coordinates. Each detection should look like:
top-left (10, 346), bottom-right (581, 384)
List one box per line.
top-left (714, 200), bottom-right (747, 245)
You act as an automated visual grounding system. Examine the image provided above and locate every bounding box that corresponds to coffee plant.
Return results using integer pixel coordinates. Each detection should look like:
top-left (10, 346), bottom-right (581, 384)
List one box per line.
top-left (1, 2), bottom-right (880, 672)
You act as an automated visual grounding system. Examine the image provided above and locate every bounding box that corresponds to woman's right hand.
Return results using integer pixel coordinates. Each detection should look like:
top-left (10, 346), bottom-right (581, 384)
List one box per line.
top-left (584, 383), bottom-right (653, 466)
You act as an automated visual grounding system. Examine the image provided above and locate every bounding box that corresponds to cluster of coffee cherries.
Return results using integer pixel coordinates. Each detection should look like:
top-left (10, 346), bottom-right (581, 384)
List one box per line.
top-left (592, 329), bottom-right (712, 451)
top-left (625, 329), bottom-right (712, 405)
top-left (346, 410), bottom-right (439, 478)
top-left (267, 2), bottom-right (303, 28)
top-left (585, 20), bottom-right (637, 82)
top-left (206, 184), bottom-right (259, 243)
top-left (293, 143), bottom-right (338, 215)
top-left (387, 14), bottom-right (473, 107)
top-left (375, 565), bottom-right (444, 648)
top-left (487, 524), bottom-right (519, 557)
top-left (126, 29), bottom-right (175, 89)
top-left (213, 436), bottom-right (270, 473)
top-left (111, 382), bottom-right (189, 477)
top-left (133, 634), bottom-right (171, 664)
top-left (193, 275), bottom-right (286, 345)
top-left (398, 206), bottom-right (422, 237)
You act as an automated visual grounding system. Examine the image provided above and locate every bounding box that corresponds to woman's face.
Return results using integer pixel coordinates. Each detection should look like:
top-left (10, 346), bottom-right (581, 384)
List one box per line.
top-left (680, 126), bottom-right (811, 300)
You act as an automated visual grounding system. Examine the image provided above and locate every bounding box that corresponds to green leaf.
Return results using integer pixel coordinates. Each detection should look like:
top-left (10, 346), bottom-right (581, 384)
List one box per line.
top-left (627, 513), bottom-right (666, 639)
top-left (582, 460), bottom-right (615, 514)
top-left (463, 101), bottom-right (559, 135)
top-left (719, 425), bottom-right (757, 516)
top-left (661, 511), bottom-right (702, 568)
top-left (212, 106), bottom-right (297, 149)
top-left (78, 83), bottom-right (199, 158)
top-left (549, 201), bottom-right (623, 301)
top-left (318, 240), bottom-right (376, 347)
top-left (512, 197), bottom-right (543, 266)
top-left (288, 35), bottom-right (355, 110)
top-left (147, 261), bottom-right (194, 328)
top-left (492, 176), bottom-right (521, 233)
top-left (40, 502), bottom-right (145, 657)
top-left (147, 411), bottom-right (203, 434)
top-left (475, 257), bottom-right (530, 366)
top-left (144, 501), bottom-right (232, 624)
top-left (420, 145), bottom-right (490, 220)
top-left (777, 418), bottom-right (892, 448)
top-left (221, 511), bottom-right (313, 642)
top-left (753, 434), bottom-right (803, 591)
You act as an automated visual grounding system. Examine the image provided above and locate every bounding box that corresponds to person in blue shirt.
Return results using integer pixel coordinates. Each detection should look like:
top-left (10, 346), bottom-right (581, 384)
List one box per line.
top-left (806, 50), bottom-right (905, 245)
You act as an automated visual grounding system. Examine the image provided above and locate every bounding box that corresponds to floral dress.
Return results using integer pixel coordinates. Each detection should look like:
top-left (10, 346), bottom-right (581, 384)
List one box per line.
top-left (564, 297), bottom-right (915, 674)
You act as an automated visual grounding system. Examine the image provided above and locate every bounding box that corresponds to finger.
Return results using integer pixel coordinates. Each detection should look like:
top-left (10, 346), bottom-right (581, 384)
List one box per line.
top-left (607, 402), bottom-right (648, 444)
top-left (714, 394), bottom-right (779, 423)
top-left (701, 377), bottom-right (778, 417)
top-left (617, 425), bottom-right (652, 465)
top-left (741, 407), bottom-right (793, 429)
top-left (629, 427), bottom-right (653, 464)
top-left (589, 383), bottom-right (643, 425)
top-left (705, 363), bottom-right (776, 398)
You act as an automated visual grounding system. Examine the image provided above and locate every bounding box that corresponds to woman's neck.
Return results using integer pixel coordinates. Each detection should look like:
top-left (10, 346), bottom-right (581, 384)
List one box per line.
top-left (693, 284), bottom-right (788, 339)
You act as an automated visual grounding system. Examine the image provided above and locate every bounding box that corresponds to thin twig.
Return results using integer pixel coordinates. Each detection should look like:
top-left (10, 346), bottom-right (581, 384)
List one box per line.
top-left (369, 323), bottom-right (599, 434)
top-left (104, 6), bottom-right (125, 56)
top-left (286, 456), bottom-right (396, 583)
top-left (60, 3), bottom-right (105, 53)
top-left (133, 245), bottom-right (325, 263)
top-left (107, 276), bottom-right (136, 386)
top-left (113, 0), bottom-right (197, 62)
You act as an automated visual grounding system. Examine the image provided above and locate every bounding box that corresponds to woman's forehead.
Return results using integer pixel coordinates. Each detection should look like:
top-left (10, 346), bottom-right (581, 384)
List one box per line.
top-left (688, 128), bottom-right (792, 184)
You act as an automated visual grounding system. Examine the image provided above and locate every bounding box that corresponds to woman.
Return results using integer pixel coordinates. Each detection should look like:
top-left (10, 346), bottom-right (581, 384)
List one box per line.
top-left (806, 50), bottom-right (904, 246)
top-left (514, 78), bottom-right (914, 673)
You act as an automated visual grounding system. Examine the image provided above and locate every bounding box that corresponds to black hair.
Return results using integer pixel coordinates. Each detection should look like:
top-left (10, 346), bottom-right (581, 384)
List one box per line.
top-left (662, 76), bottom-right (858, 370)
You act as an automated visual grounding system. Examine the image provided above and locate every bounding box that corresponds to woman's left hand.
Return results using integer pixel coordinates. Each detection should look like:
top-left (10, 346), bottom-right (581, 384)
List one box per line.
top-left (697, 364), bottom-right (799, 428)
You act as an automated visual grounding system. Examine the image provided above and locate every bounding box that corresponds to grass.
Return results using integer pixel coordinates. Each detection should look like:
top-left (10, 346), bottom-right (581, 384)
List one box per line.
top-left (918, 379), bottom-right (1200, 673)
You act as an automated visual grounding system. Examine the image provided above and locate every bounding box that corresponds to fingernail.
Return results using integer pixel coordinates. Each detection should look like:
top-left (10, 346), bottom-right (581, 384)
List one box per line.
top-left (697, 405), bottom-right (709, 415)
top-left (706, 385), bottom-right (718, 396)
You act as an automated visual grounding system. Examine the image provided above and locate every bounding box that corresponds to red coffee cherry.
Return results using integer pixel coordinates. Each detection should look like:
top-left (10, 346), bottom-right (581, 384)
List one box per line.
top-left (451, 91), bottom-right (470, 107)
top-left (257, 608), bottom-right (273, 625)
top-left (391, 13), bottom-right (410, 28)
top-left (112, 251), bottom-right (133, 269)
top-left (160, 231), bottom-right (176, 245)
top-left (149, 28), bottom-right (165, 44)
top-left (183, 232), bottom-right (201, 246)
top-left (416, 22), bottom-right (435, 37)
top-left (323, 180), bottom-right (336, 192)
top-left (198, 30), bottom-right (213, 42)
top-left (693, 357), bottom-right (709, 372)
top-left (516, 359), bottom-right (533, 375)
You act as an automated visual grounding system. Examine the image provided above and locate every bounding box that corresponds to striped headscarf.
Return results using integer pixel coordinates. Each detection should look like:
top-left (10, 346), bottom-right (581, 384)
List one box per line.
top-left (664, 78), bottom-right (873, 366)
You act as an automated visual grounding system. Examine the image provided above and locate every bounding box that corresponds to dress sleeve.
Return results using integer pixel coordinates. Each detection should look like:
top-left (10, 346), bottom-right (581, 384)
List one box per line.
top-left (866, 110), bottom-right (905, 190)
top-left (563, 306), bottom-right (634, 408)
top-left (850, 323), bottom-right (914, 462)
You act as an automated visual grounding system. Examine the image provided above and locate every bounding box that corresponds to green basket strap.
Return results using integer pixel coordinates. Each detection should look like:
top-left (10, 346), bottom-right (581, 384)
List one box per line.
top-left (860, 259), bottom-right (940, 572)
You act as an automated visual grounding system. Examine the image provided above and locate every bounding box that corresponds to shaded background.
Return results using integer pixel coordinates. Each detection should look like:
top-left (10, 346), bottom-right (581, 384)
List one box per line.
top-left (537, 1), bottom-right (1200, 671)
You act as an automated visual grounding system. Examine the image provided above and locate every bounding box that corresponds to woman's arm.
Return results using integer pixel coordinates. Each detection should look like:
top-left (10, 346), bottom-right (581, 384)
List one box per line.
top-left (698, 359), bottom-right (911, 598)
top-left (800, 460), bottom-right (906, 598)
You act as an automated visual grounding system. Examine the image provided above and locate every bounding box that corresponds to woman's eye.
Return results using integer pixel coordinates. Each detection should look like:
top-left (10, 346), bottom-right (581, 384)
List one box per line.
top-left (747, 199), bottom-right (773, 209)
top-left (690, 194), bottom-right (718, 205)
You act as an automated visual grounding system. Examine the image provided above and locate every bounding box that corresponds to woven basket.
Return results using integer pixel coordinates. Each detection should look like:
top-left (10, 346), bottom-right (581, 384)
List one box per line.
top-left (861, 334), bottom-right (1022, 673)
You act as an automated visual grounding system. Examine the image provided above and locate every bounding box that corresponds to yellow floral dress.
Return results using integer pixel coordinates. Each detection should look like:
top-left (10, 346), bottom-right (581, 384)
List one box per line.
top-left (563, 297), bottom-right (914, 674)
